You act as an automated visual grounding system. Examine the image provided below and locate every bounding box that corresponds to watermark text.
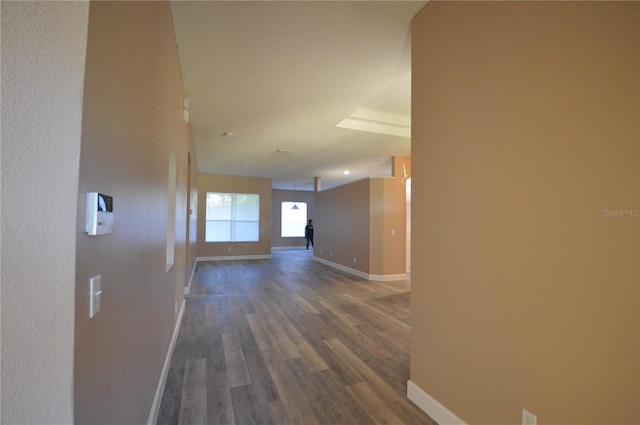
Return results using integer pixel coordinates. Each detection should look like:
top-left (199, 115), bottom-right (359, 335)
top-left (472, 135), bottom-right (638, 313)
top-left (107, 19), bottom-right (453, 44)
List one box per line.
top-left (604, 208), bottom-right (639, 217)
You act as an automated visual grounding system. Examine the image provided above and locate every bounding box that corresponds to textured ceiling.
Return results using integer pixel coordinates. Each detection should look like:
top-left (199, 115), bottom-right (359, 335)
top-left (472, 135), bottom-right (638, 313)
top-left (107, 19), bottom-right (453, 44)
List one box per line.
top-left (170, 1), bottom-right (426, 190)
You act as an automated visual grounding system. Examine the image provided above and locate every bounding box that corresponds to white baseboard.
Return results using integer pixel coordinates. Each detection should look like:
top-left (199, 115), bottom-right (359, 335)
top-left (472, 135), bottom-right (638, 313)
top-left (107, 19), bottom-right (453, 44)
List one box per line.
top-left (371, 272), bottom-right (408, 282)
top-left (196, 254), bottom-right (271, 262)
top-left (184, 259), bottom-right (198, 295)
top-left (407, 380), bottom-right (467, 425)
top-left (147, 300), bottom-right (185, 425)
top-left (313, 257), bottom-right (407, 282)
top-left (271, 246), bottom-right (307, 251)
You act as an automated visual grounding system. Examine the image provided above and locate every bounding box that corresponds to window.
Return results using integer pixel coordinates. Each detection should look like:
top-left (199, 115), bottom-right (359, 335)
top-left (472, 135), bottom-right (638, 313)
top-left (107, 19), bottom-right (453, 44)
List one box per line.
top-left (281, 202), bottom-right (307, 237)
top-left (206, 192), bottom-right (259, 242)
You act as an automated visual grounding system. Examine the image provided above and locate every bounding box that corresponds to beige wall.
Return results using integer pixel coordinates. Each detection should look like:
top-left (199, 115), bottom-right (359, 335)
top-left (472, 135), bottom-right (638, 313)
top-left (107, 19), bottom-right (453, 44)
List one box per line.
top-left (316, 178), bottom-right (371, 271)
top-left (272, 189), bottom-right (316, 248)
top-left (392, 155), bottom-right (411, 183)
top-left (410, 2), bottom-right (639, 424)
top-left (380, 177), bottom-right (407, 276)
top-left (315, 176), bottom-right (407, 278)
top-left (197, 173), bottom-right (272, 257)
top-left (369, 177), bottom-right (406, 276)
top-left (1, 2), bottom-right (89, 423)
top-left (74, 2), bottom-right (195, 423)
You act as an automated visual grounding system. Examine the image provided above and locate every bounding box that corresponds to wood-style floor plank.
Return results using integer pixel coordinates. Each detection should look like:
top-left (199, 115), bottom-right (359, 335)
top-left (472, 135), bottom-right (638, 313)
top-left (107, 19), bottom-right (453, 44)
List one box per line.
top-left (262, 348), bottom-right (321, 425)
top-left (179, 359), bottom-right (207, 425)
top-left (286, 357), bottom-right (374, 425)
top-left (347, 382), bottom-right (404, 425)
top-left (290, 293), bottom-right (321, 315)
top-left (324, 338), bottom-right (402, 404)
top-left (157, 250), bottom-right (435, 425)
top-left (221, 332), bottom-right (252, 388)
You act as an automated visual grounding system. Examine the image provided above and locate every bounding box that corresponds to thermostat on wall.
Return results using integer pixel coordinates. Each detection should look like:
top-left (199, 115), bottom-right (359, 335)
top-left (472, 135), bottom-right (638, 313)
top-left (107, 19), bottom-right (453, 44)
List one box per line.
top-left (86, 192), bottom-right (113, 235)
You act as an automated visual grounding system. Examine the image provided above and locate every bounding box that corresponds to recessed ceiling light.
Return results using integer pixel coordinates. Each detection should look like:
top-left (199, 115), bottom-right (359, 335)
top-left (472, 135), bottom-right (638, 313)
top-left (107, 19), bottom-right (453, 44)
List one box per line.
top-left (276, 149), bottom-right (294, 154)
top-left (222, 132), bottom-right (234, 137)
top-left (343, 170), bottom-right (350, 175)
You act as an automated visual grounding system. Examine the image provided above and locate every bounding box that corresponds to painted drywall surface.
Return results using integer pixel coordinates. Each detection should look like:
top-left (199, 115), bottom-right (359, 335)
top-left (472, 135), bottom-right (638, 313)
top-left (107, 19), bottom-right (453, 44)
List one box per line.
top-left (392, 155), bottom-right (411, 184)
top-left (411, 2), bottom-right (639, 424)
top-left (369, 179), bottom-right (386, 274)
top-left (197, 173), bottom-right (272, 257)
top-left (315, 176), bottom-right (406, 277)
top-left (315, 179), bottom-right (371, 272)
top-left (369, 177), bottom-right (406, 277)
top-left (391, 156), bottom-right (411, 275)
top-left (74, 2), bottom-right (193, 423)
top-left (272, 189), bottom-right (315, 248)
top-left (1, 3), bottom-right (89, 423)
top-left (381, 177), bottom-right (406, 276)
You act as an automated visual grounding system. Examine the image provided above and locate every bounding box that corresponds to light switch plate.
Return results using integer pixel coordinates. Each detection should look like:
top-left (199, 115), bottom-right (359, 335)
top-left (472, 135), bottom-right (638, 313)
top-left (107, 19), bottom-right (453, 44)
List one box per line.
top-left (89, 275), bottom-right (102, 318)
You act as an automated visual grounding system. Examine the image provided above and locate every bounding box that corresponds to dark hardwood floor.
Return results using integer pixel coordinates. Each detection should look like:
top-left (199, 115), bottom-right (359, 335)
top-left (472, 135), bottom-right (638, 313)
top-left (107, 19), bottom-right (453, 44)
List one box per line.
top-left (157, 250), bottom-right (435, 425)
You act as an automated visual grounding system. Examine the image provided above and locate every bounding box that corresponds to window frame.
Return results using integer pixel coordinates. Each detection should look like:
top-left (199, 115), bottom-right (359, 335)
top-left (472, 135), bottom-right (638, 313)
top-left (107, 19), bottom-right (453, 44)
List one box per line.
top-left (205, 192), bottom-right (260, 243)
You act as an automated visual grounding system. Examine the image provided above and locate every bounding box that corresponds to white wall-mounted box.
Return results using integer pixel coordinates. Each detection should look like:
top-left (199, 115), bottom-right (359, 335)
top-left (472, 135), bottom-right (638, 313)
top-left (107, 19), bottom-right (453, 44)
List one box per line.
top-left (86, 192), bottom-right (113, 235)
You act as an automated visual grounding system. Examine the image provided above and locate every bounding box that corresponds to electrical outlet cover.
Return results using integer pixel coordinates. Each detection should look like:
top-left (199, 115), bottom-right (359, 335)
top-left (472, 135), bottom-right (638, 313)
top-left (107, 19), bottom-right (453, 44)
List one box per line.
top-left (522, 409), bottom-right (537, 425)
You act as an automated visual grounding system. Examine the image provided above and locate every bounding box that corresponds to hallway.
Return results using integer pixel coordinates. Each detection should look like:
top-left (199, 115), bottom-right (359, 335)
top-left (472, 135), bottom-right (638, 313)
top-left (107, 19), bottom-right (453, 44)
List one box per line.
top-left (157, 250), bottom-right (434, 425)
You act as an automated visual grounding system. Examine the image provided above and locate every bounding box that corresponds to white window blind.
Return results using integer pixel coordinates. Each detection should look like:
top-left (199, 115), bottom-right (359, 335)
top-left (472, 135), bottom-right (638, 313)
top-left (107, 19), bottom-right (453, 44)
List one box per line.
top-left (205, 192), bottom-right (259, 242)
